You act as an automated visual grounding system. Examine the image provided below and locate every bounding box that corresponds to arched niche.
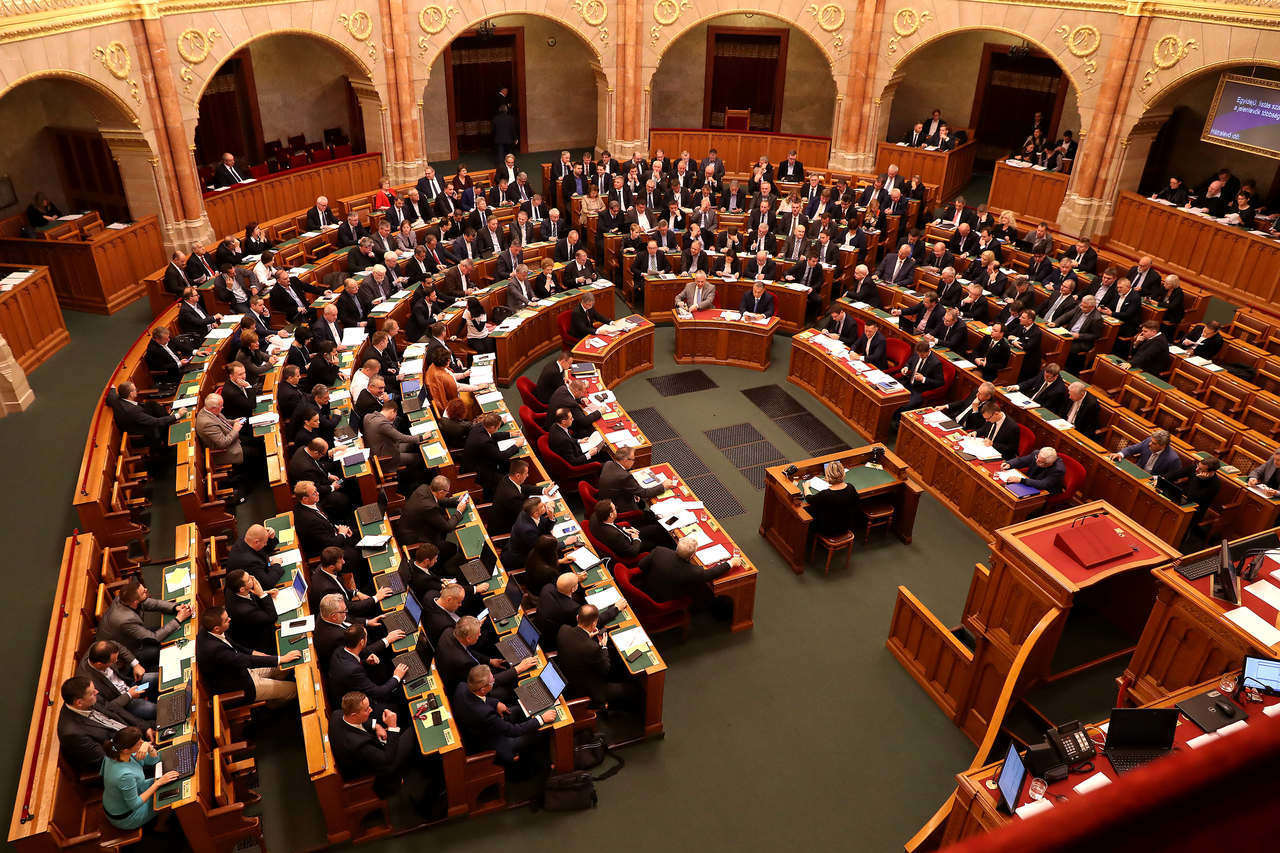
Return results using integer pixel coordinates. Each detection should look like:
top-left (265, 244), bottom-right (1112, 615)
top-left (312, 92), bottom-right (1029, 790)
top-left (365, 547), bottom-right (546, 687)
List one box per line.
top-left (188, 30), bottom-right (387, 177)
top-left (418, 14), bottom-right (606, 162)
top-left (649, 12), bottom-right (839, 141)
top-left (0, 73), bottom-right (162, 226)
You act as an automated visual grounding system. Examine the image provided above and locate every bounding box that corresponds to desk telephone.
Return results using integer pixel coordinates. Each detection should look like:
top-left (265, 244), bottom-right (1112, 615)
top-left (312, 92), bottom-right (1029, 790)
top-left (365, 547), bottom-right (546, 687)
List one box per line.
top-left (1026, 721), bottom-right (1096, 781)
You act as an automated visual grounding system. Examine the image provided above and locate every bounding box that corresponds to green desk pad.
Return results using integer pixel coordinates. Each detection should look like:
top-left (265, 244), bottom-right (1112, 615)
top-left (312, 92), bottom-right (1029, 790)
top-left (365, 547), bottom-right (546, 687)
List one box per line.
top-left (845, 465), bottom-right (898, 490)
top-left (168, 419), bottom-right (193, 446)
top-left (275, 630), bottom-right (310, 669)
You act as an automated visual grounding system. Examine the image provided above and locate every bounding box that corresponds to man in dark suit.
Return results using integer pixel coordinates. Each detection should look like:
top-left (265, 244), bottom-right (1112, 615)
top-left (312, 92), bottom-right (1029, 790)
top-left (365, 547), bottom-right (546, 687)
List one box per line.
top-left (638, 538), bottom-right (739, 604)
top-left (306, 197), bottom-right (336, 230)
top-left (313, 592), bottom-right (403, 672)
top-left (57, 676), bottom-right (149, 774)
top-left (972, 323), bottom-right (1011, 381)
top-left (213, 153), bottom-right (248, 188)
top-left (893, 292), bottom-right (943, 337)
top-left (397, 476), bottom-right (466, 553)
top-left (329, 692), bottom-right (417, 797)
top-left (1157, 274), bottom-right (1187, 336)
top-left (177, 286), bottom-right (220, 337)
top-left (534, 351), bottom-right (572, 404)
top-left (927, 308), bottom-right (968, 356)
top-left (312, 305), bottom-right (345, 349)
top-left (852, 321), bottom-right (888, 369)
top-left (568, 293), bottom-right (608, 339)
top-left (287, 439), bottom-right (351, 517)
top-left (452, 665), bottom-right (554, 765)
top-left (1002, 447), bottom-right (1066, 494)
top-left (195, 607), bottom-right (299, 704)
top-left (463, 413), bottom-right (522, 497)
top-left (945, 381), bottom-right (998, 432)
top-left (1180, 320), bottom-right (1225, 361)
top-left (1060, 238), bottom-right (1098, 275)
top-left (948, 223), bottom-right (978, 258)
top-left (1127, 321), bottom-right (1172, 374)
top-left (1039, 279), bottom-right (1078, 326)
top-left (598, 446), bottom-right (670, 515)
top-left (270, 269), bottom-right (324, 323)
top-left (491, 458), bottom-right (544, 535)
top-left (975, 402), bottom-right (1021, 460)
top-left (777, 150), bottom-right (805, 183)
top-left (222, 523), bottom-right (283, 589)
top-left (1111, 429), bottom-right (1182, 477)
top-left (505, 496), bottom-right (556, 570)
top-left (817, 306), bottom-right (859, 347)
top-left (556, 605), bottom-right (640, 709)
top-left (1008, 308), bottom-right (1043, 379)
top-left (327, 624), bottom-right (408, 709)
top-left (436, 617), bottom-right (536, 699)
top-left (337, 211), bottom-right (369, 248)
top-left (294, 482), bottom-right (370, 584)
top-left (876, 243), bottom-right (916, 286)
top-left (1102, 277), bottom-right (1143, 344)
top-left (143, 325), bottom-right (188, 386)
top-left (1012, 363), bottom-right (1069, 415)
top-left (1062, 381), bottom-right (1100, 440)
top-left (738, 280), bottom-right (775, 318)
top-left (903, 122), bottom-right (927, 147)
top-left (536, 572), bottom-right (620, 650)
top-left (224, 569), bottom-right (280, 654)
top-left (937, 196), bottom-right (978, 229)
top-left (631, 240), bottom-right (671, 283)
top-left (898, 340), bottom-right (945, 410)
top-left (163, 251), bottom-right (192, 297)
top-left (742, 250), bottom-right (778, 282)
top-left (1126, 256), bottom-right (1161, 299)
top-left (1061, 295), bottom-right (1106, 371)
top-left (588, 499), bottom-right (646, 562)
top-left (1044, 257), bottom-right (1079, 293)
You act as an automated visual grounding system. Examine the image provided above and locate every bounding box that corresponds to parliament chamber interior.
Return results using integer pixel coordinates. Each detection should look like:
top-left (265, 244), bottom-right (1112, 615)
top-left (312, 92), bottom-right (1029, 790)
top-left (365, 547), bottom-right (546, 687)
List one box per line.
top-left (7, 1), bottom-right (1280, 851)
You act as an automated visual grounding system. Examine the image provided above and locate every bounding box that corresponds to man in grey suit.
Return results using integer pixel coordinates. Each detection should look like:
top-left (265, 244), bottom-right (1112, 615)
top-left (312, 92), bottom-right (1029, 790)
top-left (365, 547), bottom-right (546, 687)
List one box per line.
top-left (675, 271), bottom-right (716, 312)
top-left (692, 197), bottom-right (718, 231)
top-left (1248, 449), bottom-right (1280, 496)
top-left (97, 577), bottom-right (189, 669)
top-left (195, 391), bottom-right (248, 502)
top-left (77, 640), bottom-right (157, 722)
top-left (364, 401), bottom-right (428, 490)
top-left (57, 676), bottom-right (149, 775)
top-left (506, 263), bottom-right (534, 311)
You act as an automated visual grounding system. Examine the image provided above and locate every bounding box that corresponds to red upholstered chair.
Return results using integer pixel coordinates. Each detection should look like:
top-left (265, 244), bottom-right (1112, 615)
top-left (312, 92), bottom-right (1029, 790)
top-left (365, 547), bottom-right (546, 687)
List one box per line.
top-left (516, 376), bottom-right (546, 414)
top-left (1044, 454), bottom-right (1086, 511)
top-left (249, 163), bottom-right (269, 179)
top-left (578, 480), bottom-right (642, 523)
top-left (583, 523), bottom-right (647, 568)
top-left (334, 143), bottom-right (353, 158)
top-left (920, 357), bottom-right (955, 405)
top-left (558, 311), bottom-right (582, 348)
top-left (1017, 423), bottom-right (1036, 458)
top-left (725, 109), bottom-right (751, 131)
top-left (288, 133), bottom-right (307, 150)
top-left (885, 338), bottom-right (911, 373)
top-left (537, 433), bottom-right (601, 488)
top-left (311, 147), bottom-right (332, 163)
top-left (518, 405), bottom-right (548, 444)
top-left (613, 563), bottom-right (691, 637)
top-left (288, 151), bottom-right (309, 168)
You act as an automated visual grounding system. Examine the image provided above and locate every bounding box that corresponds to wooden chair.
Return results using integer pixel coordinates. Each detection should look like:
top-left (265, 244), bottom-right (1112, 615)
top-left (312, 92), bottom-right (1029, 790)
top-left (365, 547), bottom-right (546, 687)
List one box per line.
top-left (1116, 384), bottom-right (1156, 419)
top-left (809, 530), bottom-right (856, 574)
top-left (862, 499), bottom-right (897, 543)
top-left (463, 750), bottom-right (506, 816)
top-left (725, 109), bottom-right (751, 130)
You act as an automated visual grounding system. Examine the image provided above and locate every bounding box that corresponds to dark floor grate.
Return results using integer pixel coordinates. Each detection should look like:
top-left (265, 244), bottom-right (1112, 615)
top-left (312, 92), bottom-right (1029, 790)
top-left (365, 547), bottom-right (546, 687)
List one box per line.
top-left (684, 473), bottom-right (746, 518)
top-left (774, 412), bottom-right (852, 455)
top-left (704, 422), bottom-right (765, 449)
top-left (647, 369), bottom-right (719, 397)
top-left (741, 384), bottom-right (807, 418)
top-left (722, 440), bottom-right (786, 469)
top-left (629, 407), bottom-right (680, 443)
top-left (739, 465), bottom-right (769, 490)
top-left (650, 438), bottom-right (711, 479)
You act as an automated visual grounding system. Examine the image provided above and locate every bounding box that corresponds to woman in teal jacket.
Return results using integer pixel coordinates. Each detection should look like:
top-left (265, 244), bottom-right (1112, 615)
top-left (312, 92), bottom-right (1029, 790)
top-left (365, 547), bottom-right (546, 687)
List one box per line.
top-left (99, 727), bottom-right (180, 830)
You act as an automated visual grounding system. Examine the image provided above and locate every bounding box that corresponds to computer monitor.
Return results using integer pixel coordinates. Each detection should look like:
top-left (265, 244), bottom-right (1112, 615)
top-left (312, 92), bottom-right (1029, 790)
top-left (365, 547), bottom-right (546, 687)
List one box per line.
top-left (1103, 708), bottom-right (1179, 752)
top-left (995, 742), bottom-right (1026, 814)
top-left (540, 661), bottom-right (566, 701)
top-left (517, 615), bottom-right (540, 651)
top-left (1243, 655), bottom-right (1280, 696)
top-left (1211, 539), bottom-right (1240, 605)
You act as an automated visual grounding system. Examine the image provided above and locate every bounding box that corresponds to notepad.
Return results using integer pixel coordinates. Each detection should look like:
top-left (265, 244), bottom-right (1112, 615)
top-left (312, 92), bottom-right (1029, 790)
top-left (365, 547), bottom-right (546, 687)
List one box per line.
top-left (611, 626), bottom-right (651, 655)
top-left (568, 546), bottom-right (598, 570)
top-left (248, 412), bottom-right (279, 426)
top-left (1218, 719), bottom-right (1249, 736)
top-left (1072, 772), bottom-right (1112, 795)
top-left (586, 587), bottom-right (621, 609)
top-left (552, 520), bottom-right (580, 539)
top-left (696, 544), bottom-right (731, 565)
top-left (1245, 579), bottom-right (1280, 611)
top-left (1187, 731), bottom-right (1219, 749)
top-left (496, 439), bottom-right (517, 451)
top-left (476, 390), bottom-right (503, 405)
top-left (1015, 799), bottom-right (1054, 819)
top-left (357, 534), bottom-right (391, 548)
top-left (280, 615), bottom-right (314, 637)
top-left (1265, 703), bottom-right (1280, 717)
top-left (164, 565), bottom-right (191, 592)
top-left (1224, 606), bottom-right (1280, 647)
top-left (409, 421), bottom-right (436, 436)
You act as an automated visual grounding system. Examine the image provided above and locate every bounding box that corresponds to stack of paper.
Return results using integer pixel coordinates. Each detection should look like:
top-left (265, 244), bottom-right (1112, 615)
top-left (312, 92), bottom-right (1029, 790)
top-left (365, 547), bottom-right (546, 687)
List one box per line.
top-left (1006, 391), bottom-right (1036, 408)
top-left (958, 437), bottom-right (1002, 461)
top-left (922, 410), bottom-right (951, 426)
top-left (696, 544), bottom-right (731, 565)
top-left (805, 477), bottom-right (829, 493)
top-left (341, 327), bottom-right (366, 347)
top-left (605, 429), bottom-right (640, 447)
top-left (476, 390), bottom-right (504, 405)
top-left (568, 546), bottom-right (598, 570)
top-left (585, 586), bottom-right (621, 609)
top-left (579, 432), bottom-right (604, 453)
top-left (248, 412), bottom-right (279, 426)
top-left (612, 626), bottom-right (651, 656)
top-left (1224, 606), bottom-right (1280, 647)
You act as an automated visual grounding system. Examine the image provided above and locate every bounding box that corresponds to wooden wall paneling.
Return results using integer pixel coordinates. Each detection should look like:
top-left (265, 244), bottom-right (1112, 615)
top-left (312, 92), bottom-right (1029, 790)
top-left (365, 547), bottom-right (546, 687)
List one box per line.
top-left (0, 266), bottom-right (69, 372)
top-left (986, 161), bottom-right (1068, 224)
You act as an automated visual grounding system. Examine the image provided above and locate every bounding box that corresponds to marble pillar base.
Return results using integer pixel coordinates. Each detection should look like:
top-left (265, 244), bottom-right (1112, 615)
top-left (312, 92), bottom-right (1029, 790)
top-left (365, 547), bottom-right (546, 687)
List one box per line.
top-left (389, 160), bottom-right (424, 183)
top-left (1057, 193), bottom-right (1114, 239)
top-left (828, 149), bottom-right (873, 172)
top-left (0, 334), bottom-right (34, 416)
top-left (162, 216), bottom-right (215, 256)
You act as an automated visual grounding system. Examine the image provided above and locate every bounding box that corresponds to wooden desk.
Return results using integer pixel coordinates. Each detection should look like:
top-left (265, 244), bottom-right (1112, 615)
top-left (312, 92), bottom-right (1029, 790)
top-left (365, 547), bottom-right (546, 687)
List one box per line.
top-left (642, 273), bottom-right (823, 332)
top-left (986, 160), bottom-right (1069, 225)
top-left (761, 445), bottom-right (921, 573)
top-left (896, 408), bottom-right (1049, 539)
top-left (0, 265), bottom-right (68, 373)
top-left (567, 362), bottom-right (653, 468)
top-left (487, 280), bottom-right (616, 385)
top-left (1123, 530), bottom-right (1280, 707)
top-left (937, 672), bottom-right (1277, 847)
top-left (876, 140), bottom-right (977, 202)
top-left (0, 215), bottom-right (163, 313)
top-left (640, 462), bottom-right (758, 632)
top-left (202, 154), bottom-right (383, 240)
top-left (648, 128), bottom-right (832, 172)
top-left (572, 315), bottom-right (655, 388)
top-left (672, 309), bottom-right (779, 370)
top-left (1107, 191), bottom-right (1280, 315)
top-left (887, 501), bottom-right (1180, 743)
top-left (786, 328), bottom-right (910, 443)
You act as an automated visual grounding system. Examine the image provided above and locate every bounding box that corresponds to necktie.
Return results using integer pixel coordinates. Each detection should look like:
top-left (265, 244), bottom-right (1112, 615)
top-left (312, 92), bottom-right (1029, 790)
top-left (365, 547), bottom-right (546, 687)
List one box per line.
top-left (648, 255), bottom-right (656, 273)
top-left (229, 166), bottom-right (241, 182)
top-left (89, 710), bottom-right (125, 732)
top-left (1144, 452), bottom-right (1158, 472)
top-left (893, 260), bottom-right (902, 282)
top-left (1068, 399), bottom-right (1081, 423)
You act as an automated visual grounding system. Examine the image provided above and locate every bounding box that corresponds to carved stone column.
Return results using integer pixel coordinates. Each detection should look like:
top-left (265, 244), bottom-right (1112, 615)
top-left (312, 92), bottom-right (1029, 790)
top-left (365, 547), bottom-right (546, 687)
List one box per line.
top-left (0, 334), bottom-right (34, 416)
top-left (844, 70), bottom-right (904, 172)
top-left (832, 0), bottom-right (881, 171)
top-left (351, 81), bottom-right (391, 169)
top-left (101, 127), bottom-right (166, 224)
top-left (387, 0), bottom-right (422, 177)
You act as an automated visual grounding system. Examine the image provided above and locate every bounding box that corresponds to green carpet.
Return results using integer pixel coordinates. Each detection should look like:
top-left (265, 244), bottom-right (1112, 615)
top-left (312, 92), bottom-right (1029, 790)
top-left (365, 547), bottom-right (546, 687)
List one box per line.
top-left (0, 299), bottom-right (1132, 851)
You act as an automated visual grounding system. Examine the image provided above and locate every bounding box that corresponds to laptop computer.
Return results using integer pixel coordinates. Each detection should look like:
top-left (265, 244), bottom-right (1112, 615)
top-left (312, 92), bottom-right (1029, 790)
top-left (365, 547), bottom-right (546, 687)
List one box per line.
top-left (156, 679), bottom-right (193, 733)
top-left (484, 583), bottom-right (524, 624)
top-left (334, 425), bottom-right (357, 444)
top-left (272, 571), bottom-right (308, 615)
top-left (496, 616), bottom-right (540, 665)
top-left (355, 502), bottom-right (383, 526)
top-left (157, 741), bottom-right (198, 780)
top-left (402, 394), bottom-right (422, 413)
top-left (374, 571), bottom-right (405, 594)
top-left (1104, 707), bottom-right (1179, 773)
top-left (459, 542), bottom-right (497, 585)
top-left (393, 634), bottom-right (434, 687)
top-left (515, 661), bottom-right (567, 718)
top-left (1153, 475), bottom-right (1185, 504)
top-left (381, 590), bottom-right (422, 636)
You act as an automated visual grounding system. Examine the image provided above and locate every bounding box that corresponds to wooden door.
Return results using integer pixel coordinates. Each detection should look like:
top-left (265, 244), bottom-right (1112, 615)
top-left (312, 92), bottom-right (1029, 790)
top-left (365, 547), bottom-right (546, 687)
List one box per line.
top-left (704, 28), bottom-right (788, 132)
top-left (444, 28), bottom-right (528, 158)
top-left (48, 128), bottom-right (129, 223)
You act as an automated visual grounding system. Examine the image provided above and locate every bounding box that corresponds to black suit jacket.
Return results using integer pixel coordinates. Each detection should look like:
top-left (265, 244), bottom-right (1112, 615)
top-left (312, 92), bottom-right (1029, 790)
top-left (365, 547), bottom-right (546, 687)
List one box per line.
top-left (1063, 392), bottom-right (1100, 440)
top-left (1017, 374), bottom-right (1069, 415)
top-left (638, 546), bottom-right (731, 603)
top-left (328, 710), bottom-right (413, 796)
top-left (852, 332), bottom-right (887, 369)
top-left (178, 301), bottom-right (217, 337)
top-left (293, 503), bottom-right (352, 558)
top-left (1130, 334), bottom-right (1172, 374)
top-left (327, 647), bottom-right (402, 706)
top-left (436, 630), bottom-right (518, 693)
top-left (974, 336), bottom-right (1011, 380)
top-left (306, 207), bottom-right (337, 230)
top-left (195, 630), bottom-right (279, 701)
top-left (535, 586), bottom-right (618, 650)
top-left (933, 320), bottom-right (969, 356)
top-left (451, 685), bottom-right (541, 754)
top-left (556, 625), bottom-right (614, 705)
top-left (945, 391), bottom-right (992, 432)
top-left (58, 701), bottom-right (147, 774)
top-left (463, 425), bottom-right (518, 490)
top-left (589, 518), bottom-right (642, 561)
top-left (144, 339), bottom-right (185, 383)
top-left (223, 537), bottom-right (283, 589)
top-left (1110, 290), bottom-right (1143, 335)
top-left (976, 416), bottom-right (1021, 460)
top-left (397, 485), bottom-right (461, 547)
top-left (491, 477), bottom-right (540, 534)
top-left (902, 353), bottom-right (945, 392)
top-left (226, 591), bottom-right (278, 654)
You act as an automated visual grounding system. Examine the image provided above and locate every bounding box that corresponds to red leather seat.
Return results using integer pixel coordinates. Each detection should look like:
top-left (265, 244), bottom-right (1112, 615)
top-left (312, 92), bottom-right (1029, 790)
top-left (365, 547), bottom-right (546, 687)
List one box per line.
top-left (613, 563), bottom-right (691, 637)
top-left (536, 433), bottom-right (600, 488)
top-left (578, 480), bottom-right (642, 522)
top-left (583, 523), bottom-right (647, 568)
top-left (516, 376), bottom-right (546, 413)
top-left (558, 311), bottom-right (582, 348)
top-left (1044, 454), bottom-right (1086, 511)
top-left (1017, 423), bottom-right (1037, 458)
top-left (518, 406), bottom-right (547, 444)
top-left (920, 356), bottom-right (955, 405)
top-left (884, 338), bottom-right (911, 373)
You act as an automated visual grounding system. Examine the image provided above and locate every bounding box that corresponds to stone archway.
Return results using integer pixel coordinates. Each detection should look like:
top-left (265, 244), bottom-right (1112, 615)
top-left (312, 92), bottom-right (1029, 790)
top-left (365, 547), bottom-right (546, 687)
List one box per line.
top-left (0, 71), bottom-right (165, 227)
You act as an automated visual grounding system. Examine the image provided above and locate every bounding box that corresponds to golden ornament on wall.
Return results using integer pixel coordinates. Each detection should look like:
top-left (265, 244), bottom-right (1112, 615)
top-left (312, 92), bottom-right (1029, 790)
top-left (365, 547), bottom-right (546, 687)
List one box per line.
top-left (339, 10), bottom-right (374, 41)
top-left (1140, 34), bottom-right (1198, 93)
top-left (887, 7), bottom-right (931, 55)
top-left (93, 40), bottom-right (131, 80)
top-left (419, 4), bottom-right (457, 35)
top-left (180, 66), bottom-right (195, 96)
top-left (177, 28), bottom-right (220, 64)
top-left (1056, 24), bottom-right (1099, 82)
top-left (574, 0), bottom-right (607, 27)
top-left (650, 0), bottom-right (689, 45)
top-left (807, 3), bottom-right (845, 33)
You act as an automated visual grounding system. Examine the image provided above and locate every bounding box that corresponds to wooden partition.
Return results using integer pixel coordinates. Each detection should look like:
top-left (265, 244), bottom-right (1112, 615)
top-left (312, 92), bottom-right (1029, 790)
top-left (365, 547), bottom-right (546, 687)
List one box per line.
top-left (648, 128), bottom-right (831, 171)
top-left (1105, 191), bottom-right (1280, 315)
top-left (203, 154), bottom-right (384, 240)
top-left (986, 160), bottom-right (1069, 225)
top-left (0, 216), bottom-right (163, 314)
top-left (0, 266), bottom-right (68, 372)
top-left (875, 140), bottom-right (977, 202)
